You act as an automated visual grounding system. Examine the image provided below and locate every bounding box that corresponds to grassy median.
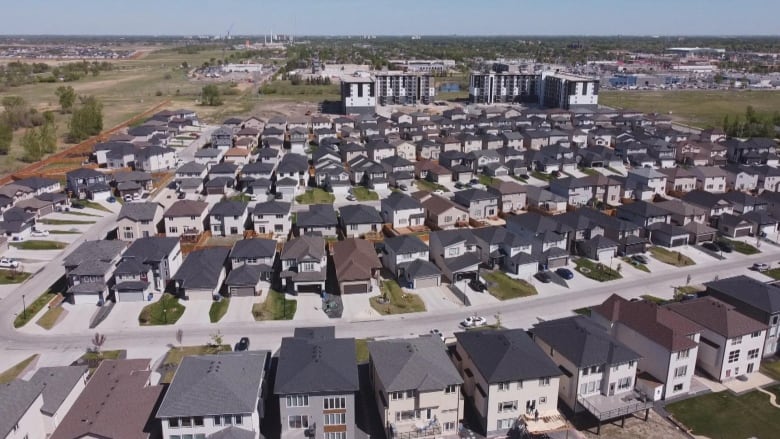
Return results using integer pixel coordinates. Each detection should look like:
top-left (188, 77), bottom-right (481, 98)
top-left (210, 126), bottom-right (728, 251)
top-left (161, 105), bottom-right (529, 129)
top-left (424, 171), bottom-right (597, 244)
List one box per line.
top-left (14, 290), bottom-right (57, 328)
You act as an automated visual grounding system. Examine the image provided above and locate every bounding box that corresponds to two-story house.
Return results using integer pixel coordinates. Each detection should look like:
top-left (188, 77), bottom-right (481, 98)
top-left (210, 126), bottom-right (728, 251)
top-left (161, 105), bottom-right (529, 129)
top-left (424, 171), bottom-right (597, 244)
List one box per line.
top-left (296, 204), bottom-right (339, 238)
top-left (505, 212), bottom-right (571, 268)
top-left (591, 295), bottom-right (702, 400)
top-left (471, 226), bottom-right (535, 278)
top-left (690, 166), bottom-right (728, 193)
top-left (428, 229), bottom-right (481, 283)
top-left (451, 189), bottom-right (499, 221)
top-left (62, 240), bottom-right (127, 305)
top-left (66, 168), bottom-right (111, 200)
top-left (280, 235), bottom-right (327, 294)
top-left (487, 180), bottom-right (527, 214)
top-left (171, 247), bottom-right (229, 300)
top-left (369, 336), bottom-right (464, 437)
top-left (414, 192), bottom-right (468, 231)
top-left (453, 329), bottom-right (562, 435)
top-left (208, 200), bottom-right (248, 237)
top-left (225, 238), bottom-right (277, 296)
top-left (122, 237), bottom-right (183, 293)
top-left (382, 235), bottom-right (441, 289)
top-left (625, 168), bottom-right (667, 199)
top-left (332, 238), bottom-right (382, 295)
top-left (252, 200), bottom-right (292, 239)
top-left (381, 192), bottom-right (426, 230)
top-left (275, 327), bottom-right (359, 439)
top-left (116, 202), bottom-right (163, 242)
top-left (164, 200), bottom-right (209, 238)
top-left (338, 204), bottom-right (383, 238)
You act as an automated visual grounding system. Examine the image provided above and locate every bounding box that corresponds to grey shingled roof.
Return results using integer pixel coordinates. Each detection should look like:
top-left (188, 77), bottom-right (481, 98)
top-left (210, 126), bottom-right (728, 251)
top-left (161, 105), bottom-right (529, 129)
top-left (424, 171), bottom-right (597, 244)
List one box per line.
top-left (225, 264), bottom-right (267, 287)
top-left (156, 351), bottom-right (269, 418)
top-left (118, 202), bottom-right (161, 222)
top-left (274, 334), bottom-right (359, 394)
top-left (230, 238), bottom-right (276, 260)
top-left (29, 366), bottom-right (88, 416)
top-left (281, 235), bottom-right (325, 261)
top-left (531, 316), bottom-right (641, 369)
top-left (296, 204), bottom-right (338, 227)
top-left (173, 247), bottom-right (230, 290)
top-left (0, 380), bottom-right (44, 437)
top-left (210, 200), bottom-right (248, 217)
top-left (706, 275), bottom-right (780, 315)
top-left (384, 234), bottom-right (428, 254)
top-left (124, 237), bottom-right (180, 263)
top-left (339, 204), bottom-right (383, 225)
top-left (382, 191), bottom-right (423, 211)
top-left (456, 329), bottom-right (562, 383)
top-left (399, 259), bottom-right (441, 279)
top-left (207, 426), bottom-right (257, 439)
top-left (253, 200), bottom-right (291, 215)
top-left (63, 240), bottom-right (127, 267)
top-left (368, 336), bottom-right (463, 393)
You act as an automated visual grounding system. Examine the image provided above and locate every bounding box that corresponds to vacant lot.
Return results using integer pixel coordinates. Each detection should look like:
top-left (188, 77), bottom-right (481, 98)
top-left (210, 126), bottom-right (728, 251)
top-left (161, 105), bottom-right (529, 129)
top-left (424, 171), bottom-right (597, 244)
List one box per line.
top-left (600, 89), bottom-right (780, 129)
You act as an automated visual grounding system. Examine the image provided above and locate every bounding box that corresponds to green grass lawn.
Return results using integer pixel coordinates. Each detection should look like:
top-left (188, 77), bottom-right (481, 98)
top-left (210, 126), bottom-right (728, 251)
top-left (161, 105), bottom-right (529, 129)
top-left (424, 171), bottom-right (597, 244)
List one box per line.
top-left (573, 307), bottom-right (592, 316)
top-left (48, 229), bottom-right (82, 234)
top-left (414, 179), bottom-right (448, 193)
top-left (39, 219), bottom-right (96, 225)
top-left (482, 271), bottom-right (538, 300)
top-left (138, 293), bottom-right (186, 325)
top-left (355, 339), bottom-right (370, 364)
top-left (71, 200), bottom-right (111, 212)
top-left (0, 269), bottom-right (31, 284)
top-left (622, 257), bottom-right (650, 273)
top-left (209, 298), bottom-right (230, 323)
top-left (295, 188), bottom-right (335, 204)
top-left (14, 290), bottom-right (56, 328)
top-left (579, 167), bottom-right (600, 177)
top-left (675, 285), bottom-right (704, 299)
top-left (763, 268), bottom-right (780, 280)
top-left (160, 344), bottom-right (231, 383)
top-left (478, 175), bottom-right (497, 186)
top-left (36, 306), bottom-right (65, 330)
top-left (600, 89), bottom-right (780, 129)
top-left (531, 171), bottom-right (554, 182)
top-left (649, 246), bottom-right (695, 267)
top-left (351, 186), bottom-right (379, 201)
top-left (719, 238), bottom-right (761, 255)
top-left (666, 385), bottom-right (780, 439)
top-left (574, 258), bottom-right (622, 282)
top-left (10, 240), bottom-right (67, 250)
top-left (252, 290), bottom-right (297, 320)
top-left (370, 280), bottom-right (426, 315)
top-left (760, 358), bottom-right (780, 381)
top-left (0, 354), bottom-right (38, 384)
top-left (229, 193), bottom-right (252, 202)
top-left (80, 350), bottom-right (124, 376)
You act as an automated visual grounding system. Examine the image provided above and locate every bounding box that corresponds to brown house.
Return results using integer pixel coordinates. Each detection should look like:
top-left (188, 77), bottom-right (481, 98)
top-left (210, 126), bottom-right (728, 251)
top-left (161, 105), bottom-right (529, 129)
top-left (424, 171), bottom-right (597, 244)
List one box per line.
top-left (332, 238), bottom-right (381, 294)
top-left (414, 191), bottom-right (468, 230)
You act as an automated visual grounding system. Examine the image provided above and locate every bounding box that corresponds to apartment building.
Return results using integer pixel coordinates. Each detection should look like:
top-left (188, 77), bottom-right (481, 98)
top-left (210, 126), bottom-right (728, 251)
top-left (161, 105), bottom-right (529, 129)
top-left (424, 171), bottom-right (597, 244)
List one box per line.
top-left (468, 72), bottom-right (540, 104)
top-left (340, 74), bottom-right (376, 115)
top-left (375, 72), bottom-right (435, 106)
top-left (540, 72), bottom-right (599, 109)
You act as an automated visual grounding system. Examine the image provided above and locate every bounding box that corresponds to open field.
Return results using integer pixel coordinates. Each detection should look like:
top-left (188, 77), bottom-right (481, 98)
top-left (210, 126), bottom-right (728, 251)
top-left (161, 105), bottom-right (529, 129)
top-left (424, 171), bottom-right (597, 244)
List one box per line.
top-left (600, 89), bottom-right (780, 129)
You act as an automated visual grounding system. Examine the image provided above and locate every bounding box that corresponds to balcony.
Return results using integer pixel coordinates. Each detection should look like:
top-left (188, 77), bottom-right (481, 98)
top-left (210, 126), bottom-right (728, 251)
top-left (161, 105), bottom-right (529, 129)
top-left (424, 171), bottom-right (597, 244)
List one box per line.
top-left (389, 419), bottom-right (441, 439)
top-left (577, 390), bottom-right (654, 422)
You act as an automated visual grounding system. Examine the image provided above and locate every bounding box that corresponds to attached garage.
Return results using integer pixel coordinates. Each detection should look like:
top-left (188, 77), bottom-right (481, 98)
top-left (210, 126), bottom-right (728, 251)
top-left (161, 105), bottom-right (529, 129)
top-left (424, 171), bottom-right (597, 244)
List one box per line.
top-left (718, 213), bottom-right (754, 238)
top-left (578, 235), bottom-right (619, 262)
top-left (296, 282), bottom-right (323, 294)
top-left (225, 265), bottom-right (264, 297)
top-left (543, 248), bottom-right (570, 269)
top-left (508, 252), bottom-right (538, 280)
top-left (401, 259), bottom-right (442, 290)
top-left (342, 282), bottom-right (369, 294)
top-left (413, 276), bottom-right (440, 289)
top-left (67, 282), bottom-right (106, 305)
top-left (649, 223), bottom-right (690, 248)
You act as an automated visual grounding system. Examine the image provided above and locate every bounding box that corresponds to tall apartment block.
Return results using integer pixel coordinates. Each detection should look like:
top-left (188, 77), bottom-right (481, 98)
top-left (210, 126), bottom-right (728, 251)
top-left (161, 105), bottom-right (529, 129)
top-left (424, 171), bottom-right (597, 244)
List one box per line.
top-left (340, 75), bottom-right (376, 115)
top-left (375, 72), bottom-right (435, 106)
top-left (539, 71), bottom-right (599, 109)
top-left (468, 71), bottom-right (599, 109)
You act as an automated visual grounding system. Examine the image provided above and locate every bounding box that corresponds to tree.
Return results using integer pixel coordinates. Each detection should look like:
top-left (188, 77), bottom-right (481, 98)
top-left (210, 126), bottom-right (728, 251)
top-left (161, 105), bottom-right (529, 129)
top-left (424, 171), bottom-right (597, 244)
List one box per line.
top-left (39, 121), bottom-right (57, 154)
top-left (91, 332), bottom-right (106, 355)
top-left (0, 119), bottom-right (12, 155)
top-left (55, 86), bottom-right (76, 113)
top-left (67, 96), bottom-right (103, 142)
top-left (20, 127), bottom-right (43, 162)
top-left (201, 84), bottom-right (223, 106)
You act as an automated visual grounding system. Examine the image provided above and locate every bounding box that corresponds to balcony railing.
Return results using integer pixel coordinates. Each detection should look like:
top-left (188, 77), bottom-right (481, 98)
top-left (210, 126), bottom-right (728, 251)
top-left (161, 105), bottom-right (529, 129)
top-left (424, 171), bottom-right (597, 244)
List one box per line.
top-left (576, 391), bottom-right (654, 421)
top-left (390, 422), bottom-right (441, 439)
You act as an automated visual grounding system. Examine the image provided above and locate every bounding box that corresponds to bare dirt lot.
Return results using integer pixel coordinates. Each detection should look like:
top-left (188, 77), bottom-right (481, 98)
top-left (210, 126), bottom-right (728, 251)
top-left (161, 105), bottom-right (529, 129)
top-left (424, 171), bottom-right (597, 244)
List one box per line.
top-left (579, 410), bottom-right (688, 439)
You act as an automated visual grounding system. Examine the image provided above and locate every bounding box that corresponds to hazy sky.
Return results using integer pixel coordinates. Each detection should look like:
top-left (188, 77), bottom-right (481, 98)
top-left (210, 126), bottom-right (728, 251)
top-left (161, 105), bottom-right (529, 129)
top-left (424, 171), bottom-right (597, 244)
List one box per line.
top-left (2, 0), bottom-right (779, 36)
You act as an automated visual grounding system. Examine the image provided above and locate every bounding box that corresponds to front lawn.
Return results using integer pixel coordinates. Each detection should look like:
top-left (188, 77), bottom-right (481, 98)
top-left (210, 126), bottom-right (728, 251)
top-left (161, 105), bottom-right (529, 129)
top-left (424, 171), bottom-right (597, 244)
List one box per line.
top-left (719, 238), bottom-right (761, 255)
top-left (649, 246), bottom-right (695, 267)
top-left (71, 200), bottom-right (111, 212)
top-left (763, 268), bottom-right (780, 280)
top-left (760, 357), bottom-right (780, 381)
top-left (0, 354), bottom-right (38, 384)
top-left (48, 229), bottom-right (81, 234)
top-left (0, 269), bottom-right (31, 284)
top-left (622, 257), bottom-right (650, 273)
top-left (531, 171), bottom-right (554, 182)
top-left (159, 345), bottom-right (231, 383)
top-left (579, 167), bottom-right (600, 177)
top-left (478, 175), bottom-right (496, 186)
top-left (355, 339), bottom-right (371, 364)
top-left (414, 179), bottom-right (448, 193)
top-left (667, 386), bottom-right (780, 439)
top-left (295, 188), bottom-right (335, 204)
top-left (209, 298), bottom-right (230, 323)
top-left (370, 280), bottom-right (426, 315)
top-left (574, 258), bottom-right (622, 282)
top-left (138, 294), bottom-right (185, 325)
top-left (36, 306), bottom-right (65, 330)
top-left (10, 240), bottom-right (67, 250)
top-left (62, 210), bottom-right (100, 217)
top-left (482, 271), bottom-right (538, 300)
top-left (351, 186), bottom-right (379, 201)
top-left (252, 290), bottom-right (297, 320)
top-left (39, 219), bottom-right (96, 225)
top-left (229, 193), bottom-right (252, 202)
top-left (14, 290), bottom-right (56, 328)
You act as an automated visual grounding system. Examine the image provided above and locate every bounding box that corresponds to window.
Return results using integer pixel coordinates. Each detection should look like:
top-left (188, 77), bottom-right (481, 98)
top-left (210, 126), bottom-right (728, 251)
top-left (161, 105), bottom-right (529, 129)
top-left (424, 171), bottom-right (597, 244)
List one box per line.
top-left (213, 416), bottom-right (221, 426)
top-left (517, 381), bottom-right (524, 389)
top-left (195, 435), bottom-right (205, 439)
top-left (732, 336), bottom-right (743, 345)
top-left (617, 377), bottom-right (632, 390)
top-left (406, 390), bottom-right (415, 399)
top-left (498, 401), bottom-right (518, 413)
top-left (169, 436), bottom-right (181, 439)
top-left (223, 415), bottom-right (232, 425)
top-left (677, 349), bottom-right (690, 360)
top-left (324, 413), bottom-right (346, 425)
top-left (674, 366), bottom-right (688, 378)
top-left (752, 331), bottom-right (762, 338)
top-left (299, 262), bottom-right (315, 272)
top-left (497, 382), bottom-right (510, 391)
top-left (234, 415), bottom-right (242, 425)
top-left (628, 361), bottom-right (635, 368)
top-left (539, 377), bottom-right (550, 387)
top-left (673, 384), bottom-right (684, 392)
top-left (286, 395), bottom-right (309, 407)
top-left (288, 415), bottom-right (309, 429)
top-left (582, 368), bottom-right (589, 376)
top-left (748, 348), bottom-right (760, 360)
top-left (168, 226), bottom-right (178, 234)
top-left (445, 384), bottom-right (457, 394)
top-left (324, 397), bottom-right (346, 409)
top-left (390, 391), bottom-right (404, 400)
top-left (444, 421), bottom-right (456, 431)
top-left (728, 350), bottom-right (740, 364)
top-left (447, 247), bottom-right (459, 256)
top-left (193, 417), bottom-right (203, 426)
top-left (123, 232), bottom-right (134, 239)
top-left (773, 316), bottom-right (779, 326)
top-left (498, 418), bottom-right (514, 429)
top-left (325, 433), bottom-right (346, 439)
top-left (181, 418), bottom-right (192, 427)
top-left (168, 418), bottom-right (179, 428)
top-left (276, 214), bottom-right (284, 219)
top-left (539, 396), bottom-right (547, 405)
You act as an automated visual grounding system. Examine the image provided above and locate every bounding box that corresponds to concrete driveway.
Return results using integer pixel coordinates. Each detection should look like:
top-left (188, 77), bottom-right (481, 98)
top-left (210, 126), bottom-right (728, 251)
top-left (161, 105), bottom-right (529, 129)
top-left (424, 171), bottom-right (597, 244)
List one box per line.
top-left (414, 286), bottom-right (463, 312)
top-left (293, 294), bottom-right (330, 322)
top-left (341, 294), bottom-right (381, 320)
top-left (176, 299), bottom-right (213, 326)
top-left (222, 296), bottom-right (256, 324)
top-left (100, 302), bottom-right (149, 330)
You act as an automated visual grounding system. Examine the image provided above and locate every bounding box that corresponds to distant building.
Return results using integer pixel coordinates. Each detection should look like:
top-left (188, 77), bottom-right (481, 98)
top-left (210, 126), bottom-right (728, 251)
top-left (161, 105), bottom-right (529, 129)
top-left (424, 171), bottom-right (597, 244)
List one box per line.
top-left (468, 71), bottom-right (599, 109)
top-left (539, 71), bottom-right (599, 110)
top-left (340, 74), bottom-right (376, 115)
top-left (375, 72), bottom-right (435, 106)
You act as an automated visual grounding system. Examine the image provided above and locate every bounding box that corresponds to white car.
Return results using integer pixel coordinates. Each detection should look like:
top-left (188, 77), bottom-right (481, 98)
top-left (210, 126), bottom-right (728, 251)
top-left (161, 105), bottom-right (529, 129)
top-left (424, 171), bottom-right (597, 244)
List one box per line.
top-left (31, 229), bottom-right (49, 237)
top-left (0, 258), bottom-right (19, 269)
top-left (460, 316), bottom-right (487, 328)
top-left (434, 189), bottom-right (446, 195)
top-left (429, 329), bottom-right (444, 341)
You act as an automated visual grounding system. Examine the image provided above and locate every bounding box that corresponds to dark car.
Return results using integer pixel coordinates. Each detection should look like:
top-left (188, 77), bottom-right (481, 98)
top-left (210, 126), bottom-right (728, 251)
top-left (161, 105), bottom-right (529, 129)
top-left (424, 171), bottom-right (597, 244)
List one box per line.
top-left (70, 203), bottom-right (85, 209)
top-left (235, 337), bottom-right (250, 352)
top-left (468, 278), bottom-right (487, 292)
top-left (702, 242), bottom-right (719, 252)
top-left (555, 268), bottom-right (574, 280)
top-left (631, 254), bottom-right (649, 265)
top-left (454, 182), bottom-right (465, 189)
top-left (176, 191), bottom-right (186, 199)
top-left (535, 271), bottom-right (552, 283)
top-left (716, 240), bottom-right (733, 253)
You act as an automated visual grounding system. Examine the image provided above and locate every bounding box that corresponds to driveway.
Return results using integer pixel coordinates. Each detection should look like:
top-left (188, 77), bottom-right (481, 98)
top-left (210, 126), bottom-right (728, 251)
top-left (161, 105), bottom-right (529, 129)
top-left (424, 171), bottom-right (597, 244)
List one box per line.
top-left (222, 296), bottom-right (256, 324)
top-left (99, 302), bottom-right (149, 330)
top-left (454, 280), bottom-right (499, 306)
top-left (176, 299), bottom-right (213, 326)
top-left (414, 286), bottom-right (463, 312)
top-left (293, 294), bottom-right (330, 322)
top-left (341, 294), bottom-right (381, 321)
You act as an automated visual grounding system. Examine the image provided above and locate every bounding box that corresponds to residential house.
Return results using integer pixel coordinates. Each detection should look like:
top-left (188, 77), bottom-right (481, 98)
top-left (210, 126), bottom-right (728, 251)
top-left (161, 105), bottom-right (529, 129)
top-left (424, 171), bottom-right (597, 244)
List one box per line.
top-left (332, 238), bottom-right (381, 294)
top-left (28, 366), bottom-right (88, 436)
top-left (682, 190), bottom-right (734, 222)
top-left (381, 192), bottom-right (426, 230)
top-left (506, 212), bottom-right (571, 268)
top-left (50, 359), bottom-right (163, 439)
top-left (15, 176), bottom-right (61, 196)
top-left (722, 192), bottom-right (765, 215)
top-left (210, 126), bottom-right (234, 150)
top-left (415, 192), bottom-right (468, 230)
top-left (451, 189), bottom-right (499, 221)
top-left (549, 175), bottom-right (622, 208)
top-left (658, 167), bottom-right (697, 194)
top-left (369, 336), bottom-right (464, 437)
top-left (590, 295), bottom-right (701, 400)
top-left (755, 165), bottom-right (780, 192)
top-left (296, 204), bottom-right (339, 238)
top-left (136, 145), bottom-right (177, 172)
top-left (717, 213), bottom-right (753, 238)
top-left (525, 186), bottom-right (567, 215)
top-left (616, 201), bottom-right (671, 229)
top-left (280, 235), bottom-right (327, 294)
top-left (116, 202), bottom-right (163, 241)
top-left (690, 166), bottom-right (728, 193)
top-left (252, 201), bottom-right (292, 238)
top-left (66, 168), bottom-right (111, 200)
top-left (0, 208), bottom-right (36, 241)
top-left (171, 247), bottom-right (229, 300)
top-left (382, 235), bottom-right (441, 288)
top-left (164, 200), bottom-right (209, 238)
top-left (0, 379), bottom-right (46, 439)
top-left (62, 240), bottom-right (127, 305)
top-left (194, 148), bottom-right (224, 169)
top-left (275, 328), bottom-right (359, 439)
top-left (122, 237), bottom-right (183, 292)
top-left (453, 329), bottom-right (562, 435)
top-left (741, 209), bottom-right (778, 237)
top-left (668, 297), bottom-right (766, 381)
top-left (209, 201), bottom-right (248, 237)
top-left (471, 226), bottom-right (535, 277)
top-left (625, 168), bottom-right (667, 199)
top-left (725, 137), bottom-right (778, 165)
top-left (366, 140), bottom-right (396, 162)
top-left (226, 238), bottom-right (276, 296)
top-left (429, 229), bottom-right (481, 282)
top-left (338, 204), bottom-right (383, 238)
top-left (706, 275), bottom-right (780, 358)
top-left (724, 164), bottom-right (759, 192)
top-left (156, 352), bottom-right (270, 439)
top-left (487, 180), bottom-right (527, 214)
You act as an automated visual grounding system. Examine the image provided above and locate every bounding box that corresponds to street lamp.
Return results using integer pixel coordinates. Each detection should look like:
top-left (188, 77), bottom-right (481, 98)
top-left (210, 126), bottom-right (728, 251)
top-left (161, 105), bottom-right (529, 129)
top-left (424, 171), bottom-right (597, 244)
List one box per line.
top-left (22, 294), bottom-right (26, 320)
top-left (163, 308), bottom-right (167, 324)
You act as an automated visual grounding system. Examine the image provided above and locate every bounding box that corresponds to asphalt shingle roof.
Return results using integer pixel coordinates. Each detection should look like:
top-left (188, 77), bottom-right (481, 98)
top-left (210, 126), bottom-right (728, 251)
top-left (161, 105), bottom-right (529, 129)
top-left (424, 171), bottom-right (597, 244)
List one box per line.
top-left (369, 336), bottom-right (462, 392)
top-left (123, 237), bottom-right (180, 263)
top-left (63, 240), bottom-right (127, 268)
top-left (338, 204), bottom-right (383, 225)
top-left (667, 296), bottom-right (767, 338)
top-left (29, 366), bottom-right (88, 416)
top-left (173, 247), bottom-right (229, 290)
top-left (274, 332), bottom-right (359, 394)
top-left (230, 238), bottom-right (276, 260)
top-left (0, 380), bottom-right (44, 438)
top-left (384, 235), bottom-right (428, 254)
top-left (706, 275), bottom-right (780, 315)
top-left (118, 202), bottom-right (161, 222)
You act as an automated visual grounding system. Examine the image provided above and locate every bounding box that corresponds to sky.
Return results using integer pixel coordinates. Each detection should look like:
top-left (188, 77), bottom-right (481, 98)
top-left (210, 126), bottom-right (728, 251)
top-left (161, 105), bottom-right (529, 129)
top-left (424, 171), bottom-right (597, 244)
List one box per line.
top-left (2, 0), bottom-right (779, 36)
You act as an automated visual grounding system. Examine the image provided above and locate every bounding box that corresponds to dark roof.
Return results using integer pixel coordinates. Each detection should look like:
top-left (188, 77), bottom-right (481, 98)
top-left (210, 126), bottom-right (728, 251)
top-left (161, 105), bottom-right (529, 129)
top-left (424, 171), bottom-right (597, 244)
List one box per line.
top-left (384, 234), bottom-right (428, 254)
top-left (114, 258), bottom-right (148, 275)
top-left (338, 204), bottom-right (383, 225)
top-left (29, 366), bottom-right (88, 416)
top-left (165, 200), bottom-right (209, 217)
top-left (431, 229), bottom-right (477, 248)
top-left (531, 316), bottom-right (641, 368)
top-left (63, 240), bottom-right (127, 267)
top-left (124, 237), bottom-right (180, 263)
top-left (253, 200), bottom-right (291, 215)
top-left (281, 235), bottom-right (325, 261)
top-left (667, 297), bottom-right (767, 338)
top-left (399, 259), bottom-right (441, 278)
top-left (225, 264), bottom-right (267, 286)
top-left (0, 380), bottom-right (44, 437)
top-left (382, 191), bottom-right (423, 211)
top-left (14, 176), bottom-right (59, 190)
top-left (274, 332), bottom-right (359, 394)
top-left (176, 161), bottom-right (207, 174)
top-left (277, 153), bottom-right (309, 173)
top-left (210, 200), bottom-right (248, 217)
top-left (369, 336), bottom-right (462, 392)
top-left (207, 426), bottom-right (257, 439)
top-left (118, 202), bottom-right (161, 222)
top-left (67, 167), bottom-right (104, 179)
top-left (209, 162), bottom-right (239, 175)
top-left (156, 351), bottom-right (268, 418)
top-left (173, 247), bottom-right (230, 290)
top-left (296, 204), bottom-right (338, 227)
top-left (456, 329), bottom-right (562, 383)
top-left (706, 275), bottom-right (780, 315)
top-left (333, 238), bottom-right (381, 282)
top-left (617, 200), bottom-right (669, 218)
top-left (452, 188), bottom-right (498, 204)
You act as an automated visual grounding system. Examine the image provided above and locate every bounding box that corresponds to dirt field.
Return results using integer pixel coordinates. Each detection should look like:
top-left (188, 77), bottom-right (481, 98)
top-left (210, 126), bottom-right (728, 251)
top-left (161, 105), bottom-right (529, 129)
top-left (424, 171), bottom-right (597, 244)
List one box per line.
top-left (579, 410), bottom-right (688, 439)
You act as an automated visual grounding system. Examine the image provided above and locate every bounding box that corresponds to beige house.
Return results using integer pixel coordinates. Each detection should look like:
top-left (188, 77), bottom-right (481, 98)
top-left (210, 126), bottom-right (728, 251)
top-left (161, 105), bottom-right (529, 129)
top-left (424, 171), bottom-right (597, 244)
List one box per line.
top-left (414, 192), bottom-right (468, 230)
top-left (116, 202), bottom-right (163, 241)
top-left (369, 336), bottom-right (464, 437)
top-left (164, 200), bottom-right (209, 237)
top-left (488, 180), bottom-right (528, 213)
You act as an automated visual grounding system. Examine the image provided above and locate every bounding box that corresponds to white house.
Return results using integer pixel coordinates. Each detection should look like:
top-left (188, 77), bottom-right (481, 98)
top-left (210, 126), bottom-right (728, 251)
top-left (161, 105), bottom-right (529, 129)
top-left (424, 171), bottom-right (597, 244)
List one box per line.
top-left (164, 200), bottom-right (209, 238)
top-left (208, 200), bottom-right (248, 237)
top-left (381, 192), bottom-right (425, 229)
top-left (252, 201), bottom-right (292, 239)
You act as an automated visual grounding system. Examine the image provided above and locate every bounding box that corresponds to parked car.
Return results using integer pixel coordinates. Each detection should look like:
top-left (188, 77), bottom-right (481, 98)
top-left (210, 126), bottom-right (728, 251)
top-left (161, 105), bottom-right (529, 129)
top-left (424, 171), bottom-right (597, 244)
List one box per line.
top-left (0, 258), bottom-right (19, 269)
top-left (31, 229), bottom-right (49, 237)
top-left (631, 254), bottom-right (649, 265)
top-left (433, 189), bottom-right (445, 195)
top-left (555, 267), bottom-right (574, 280)
top-left (123, 194), bottom-right (134, 202)
top-left (176, 191), bottom-right (186, 200)
top-left (751, 263), bottom-right (770, 272)
top-left (469, 178), bottom-right (479, 185)
top-left (716, 240), bottom-right (734, 253)
top-left (234, 337), bottom-right (250, 352)
top-left (249, 193), bottom-right (259, 201)
top-left (702, 242), bottom-right (720, 252)
top-left (535, 271), bottom-right (552, 283)
top-left (454, 182), bottom-right (465, 189)
top-left (429, 329), bottom-right (444, 341)
top-left (468, 278), bottom-right (487, 292)
top-left (106, 196), bottom-right (116, 203)
top-left (346, 195), bottom-right (356, 201)
top-left (399, 184), bottom-right (408, 192)
top-left (460, 315), bottom-right (487, 328)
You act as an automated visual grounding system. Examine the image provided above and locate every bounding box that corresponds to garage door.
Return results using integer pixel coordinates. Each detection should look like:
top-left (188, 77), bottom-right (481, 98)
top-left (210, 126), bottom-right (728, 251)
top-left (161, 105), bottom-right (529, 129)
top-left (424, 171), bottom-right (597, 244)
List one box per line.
top-left (117, 291), bottom-right (144, 302)
top-left (670, 237), bottom-right (688, 247)
top-left (547, 257), bottom-right (569, 269)
top-left (734, 227), bottom-right (751, 237)
top-left (343, 283), bottom-right (368, 294)
top-left (230, 286), bottom-right (256, 297)
top-left (297, 283), bottom-right (322, 294)
top-left (596, 249), bottom-right (615, 262)
top-left (414, 276), bottom-right (440, 288)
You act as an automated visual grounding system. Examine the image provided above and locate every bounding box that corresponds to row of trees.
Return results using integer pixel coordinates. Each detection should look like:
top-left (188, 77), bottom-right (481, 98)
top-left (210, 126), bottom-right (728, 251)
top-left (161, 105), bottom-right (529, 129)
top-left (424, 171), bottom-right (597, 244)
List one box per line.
top-left (20, 113), bottom-right (57, 162)
top-left (722, 106), bottom-right (780, 138)
top-left (0, 60), bottom-right (113, 88)
top-left (288, 75), bottom-right (331, 86)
